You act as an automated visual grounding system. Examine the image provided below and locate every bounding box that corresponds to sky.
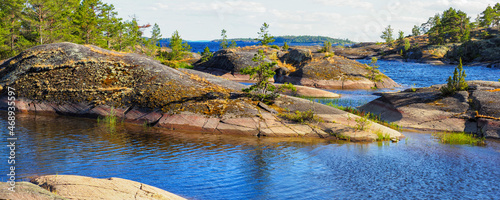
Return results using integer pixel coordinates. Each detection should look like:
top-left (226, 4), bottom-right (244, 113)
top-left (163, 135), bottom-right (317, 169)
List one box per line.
top-left (103, 0), bottom-right (498, 42)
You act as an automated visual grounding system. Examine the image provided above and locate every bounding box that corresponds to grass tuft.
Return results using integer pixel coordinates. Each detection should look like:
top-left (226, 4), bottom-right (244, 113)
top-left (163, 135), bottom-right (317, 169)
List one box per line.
top-left (326, 102), bottom-right (402, 131)
top-left (279, 109), bottom-right (323, 124)
top-left (432, 132), bottom-right (485, 145)
top-left (376, 130), bottom-right (391, 141)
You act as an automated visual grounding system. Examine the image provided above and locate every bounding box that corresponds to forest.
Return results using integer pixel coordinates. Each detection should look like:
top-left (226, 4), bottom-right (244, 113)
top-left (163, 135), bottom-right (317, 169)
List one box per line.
top-left (0, 0), bottom-right (162, 60)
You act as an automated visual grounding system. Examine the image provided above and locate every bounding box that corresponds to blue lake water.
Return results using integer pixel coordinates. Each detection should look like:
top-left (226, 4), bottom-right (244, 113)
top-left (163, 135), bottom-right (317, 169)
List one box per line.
top-left (315, 59), bottom-right (500, 108)
top-left (2, 113), bottom-right (499, 199)
top-left (2, 44), bottom-right (500, 199)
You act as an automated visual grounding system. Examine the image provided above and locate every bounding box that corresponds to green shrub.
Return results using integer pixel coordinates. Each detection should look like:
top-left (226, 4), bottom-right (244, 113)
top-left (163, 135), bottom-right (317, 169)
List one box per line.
top-left (432, 132), bottom-right (484, 145)
top-left (283, 42), bottom-right (289, 51)
top-left (270, 45), bottom-right (280, 50)
top-left (440, 58), bottom-right (468, 96)
top-left (376, 130), bottom-right (391, 141)
top-left (319, 41), bottom-right (332, 53)
top-left (241, 49), bottom-right (296, 102)
top-left (279, 110), bottom-right (322, 124)
top-left (200, 46), bottom-right (213, 62)
top-left (354, 115), bottom-right (371, 131)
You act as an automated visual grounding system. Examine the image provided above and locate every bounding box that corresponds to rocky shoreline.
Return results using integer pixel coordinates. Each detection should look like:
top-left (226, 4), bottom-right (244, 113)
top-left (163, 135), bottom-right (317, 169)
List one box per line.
top-left (0, 175), bottom-right (186, 200)
top-left (195, 46), bottom-right (399, 89)
top-left (360, 81), bottom-right (500, 139)
top-left (0, 42), bottom-right (403, 142)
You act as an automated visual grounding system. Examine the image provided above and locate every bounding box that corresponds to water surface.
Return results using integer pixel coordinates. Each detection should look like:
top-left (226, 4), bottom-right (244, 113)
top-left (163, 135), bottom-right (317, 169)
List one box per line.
top-left (2, 113), bottom-right (499, 199)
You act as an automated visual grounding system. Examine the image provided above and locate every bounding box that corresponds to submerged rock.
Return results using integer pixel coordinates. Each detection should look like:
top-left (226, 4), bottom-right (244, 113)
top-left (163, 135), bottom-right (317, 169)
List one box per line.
top-left (0, 42), bottom-right (402, 142)
top-left (359, 81), bottom-right (500, 139)
top-left (195, 45), bottom-right (398, 90)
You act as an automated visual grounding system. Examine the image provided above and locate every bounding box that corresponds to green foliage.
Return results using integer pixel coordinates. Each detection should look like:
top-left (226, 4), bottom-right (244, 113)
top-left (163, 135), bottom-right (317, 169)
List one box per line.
top-left (326, 102), bottom-right (402, 131)
top-left (397, 30), bottom-right (405, 46)
top-left (144, 23), bottom-right (161, 57)
top-left (412, 25), bottom-right (421, 36)
top-left (404, 39), bottom-right (411, 52)
top-left (376, 131), bottom-right (391, 141)
top-left (220, 29), bottom-right (228, 49)
top-left (283, 42), bottom-right (289, 51)
top-left (228, 40), bottom-right (237, 48)
top-left (354, 115), bottom-right (371, 131)
top-left (319, 41), bottom-right (332, 53)
top-left (440, 58), bottom-right (468, 96)
top-left (165, 30), bottom-right (191, 61)
top-left (366, 57), bottom-right (382, 82)
top-left (257, 22), bottom-right (275, 46)
top-left (279, 110), bottom-right (322, 124)
top-left (380, 25), bottom-right (394, 43)
top-left (428, 7), bottom-right (471, 45)
top-left (97, 107), bottom-right (119, 126)
top-left (478, 3), bottom-right (500, 28)
top-left (270, 44), bottom-right (280, 50)
top-left (240, 49), bottom-right (295, 102)
top-left (432, 132), bottom-right (485, 145)
top-left (200, 46), bottom-right (213, 62)
top-left (0, 0), bottom-right (154, 59)
top-left (161, 60), bottom-right (193, 69)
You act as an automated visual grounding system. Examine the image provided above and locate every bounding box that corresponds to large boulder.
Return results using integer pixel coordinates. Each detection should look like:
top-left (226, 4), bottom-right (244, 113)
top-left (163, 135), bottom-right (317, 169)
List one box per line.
top-left (359, 81), bottom-right (500, 139)
top-left (0, 42), bottom-right (402, 141)
top-left (0, 181), bottom-right (68, 200)
top-left (195, 46), bottom-right (398, 89)
top-left (28, 175), bottom-right (185, 200)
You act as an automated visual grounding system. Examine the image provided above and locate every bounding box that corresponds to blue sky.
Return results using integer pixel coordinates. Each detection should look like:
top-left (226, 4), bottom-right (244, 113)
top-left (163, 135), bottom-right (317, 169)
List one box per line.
top-left (104, 0), bottom-right (498, 42)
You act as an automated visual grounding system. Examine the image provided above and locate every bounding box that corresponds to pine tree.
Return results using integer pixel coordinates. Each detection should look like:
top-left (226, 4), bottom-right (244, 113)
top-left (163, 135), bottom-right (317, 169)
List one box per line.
top-left (240, 49), bottom-right (295, 102)
top-left (123, 17), bottom-right (144, 52)
top-left (257, 22), bottom-right (274, 46)
top-left (283, 42), bottom-right (289, 51)
top-left (428, 7), bottom-right (471, 45)
top-left (144, 23), bottom-right (161, 57)
top-left (380, 25), bottom-right (394, 43)
top-left (479, 5), bottom-right (495, 27)
top-left (0, 0), bottom-right (27, 58)
top-left (220, 29), bottom-right (228, 49)
top-left (397, 30), bottom-right (405, 46)
top-left (367, 57), bottom-right (381, 82)
top-left (24, 0), bottom-right (79, 45)
top-left (441, 58), bottom-right (468, 96)
top-left (73, 0), bottom-right (104, 44)
top-left (100, 3), bottom-right (122, 49)
top-left (167, 30), bottom-right (191, 61)
top-left (200, 46), bottom-right (213, 62)
top-left (412, 25), bottom-right (421, 36)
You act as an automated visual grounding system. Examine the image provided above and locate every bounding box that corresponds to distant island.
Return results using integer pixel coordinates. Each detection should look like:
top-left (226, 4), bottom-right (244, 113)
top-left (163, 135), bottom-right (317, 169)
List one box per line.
top-left (211, 35), bottom-right (354, 44)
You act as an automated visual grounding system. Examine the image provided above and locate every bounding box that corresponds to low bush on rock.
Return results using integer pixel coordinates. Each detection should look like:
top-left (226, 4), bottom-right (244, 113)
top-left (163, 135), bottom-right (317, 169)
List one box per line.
top-left (440, 58), bottom-right (468, 96)
top-left (240, 49), bottom-right (296, 102)
top-left (279, 110), bottom-right (323, 124)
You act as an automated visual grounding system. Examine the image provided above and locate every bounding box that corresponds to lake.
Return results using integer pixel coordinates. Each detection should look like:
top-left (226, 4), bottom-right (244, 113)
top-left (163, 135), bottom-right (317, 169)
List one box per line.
top-left (2, 113), bottom-right (499, 199)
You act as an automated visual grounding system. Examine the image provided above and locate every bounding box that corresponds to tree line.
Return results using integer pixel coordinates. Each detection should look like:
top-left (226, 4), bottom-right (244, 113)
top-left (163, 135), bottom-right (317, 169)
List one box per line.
top-left (381, 3), bottom-right (500, 45)
top-left (0, 0), bottom-right (162, 60)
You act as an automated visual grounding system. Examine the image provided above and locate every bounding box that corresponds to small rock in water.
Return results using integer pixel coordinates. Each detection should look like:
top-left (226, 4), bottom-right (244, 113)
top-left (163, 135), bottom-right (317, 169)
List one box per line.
top-left (391, 138), bottom-right (399, 143)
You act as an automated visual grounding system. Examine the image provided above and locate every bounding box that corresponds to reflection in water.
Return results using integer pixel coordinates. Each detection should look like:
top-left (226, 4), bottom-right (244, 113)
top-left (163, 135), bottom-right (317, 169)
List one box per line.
top-left (1, 112), bottom-right (499, 199)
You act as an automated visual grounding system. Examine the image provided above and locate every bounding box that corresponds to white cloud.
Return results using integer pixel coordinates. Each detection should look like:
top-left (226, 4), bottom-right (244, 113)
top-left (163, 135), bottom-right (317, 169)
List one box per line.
top-left (311, 0), bottom-right (374, 10)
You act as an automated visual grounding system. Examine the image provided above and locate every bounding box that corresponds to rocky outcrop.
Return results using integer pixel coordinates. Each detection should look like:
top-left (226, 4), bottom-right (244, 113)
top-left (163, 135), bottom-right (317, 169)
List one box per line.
top-left (0, 181), bottom-right (68, 200)
top-left (0, 43), bottom-right (402, 141)
top-left (359, 81), bottom-right (500, 139)
top-left (195, 45), bottom-right (399, 90)
top-left (24, 175), bottom-right (185, 200)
